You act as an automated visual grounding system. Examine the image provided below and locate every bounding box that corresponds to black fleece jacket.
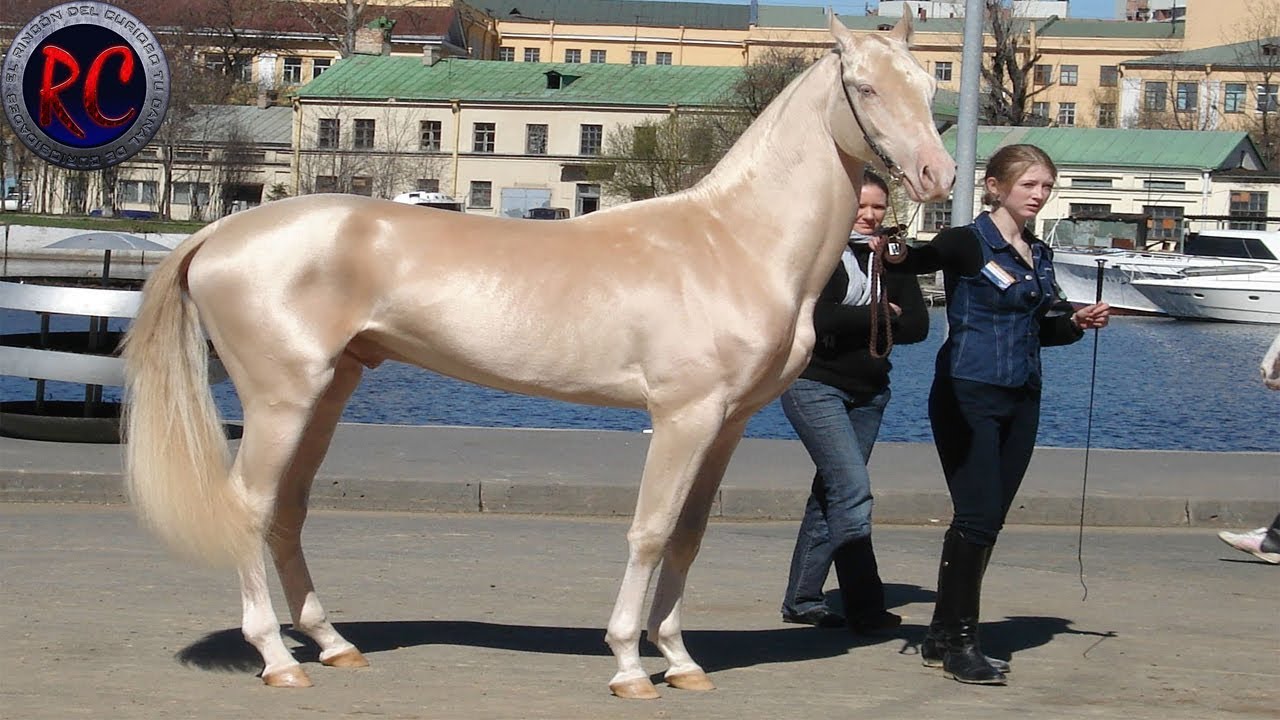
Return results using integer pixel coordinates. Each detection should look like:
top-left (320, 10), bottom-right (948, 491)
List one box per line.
top-left (800, 244), bottom-right (930, 397)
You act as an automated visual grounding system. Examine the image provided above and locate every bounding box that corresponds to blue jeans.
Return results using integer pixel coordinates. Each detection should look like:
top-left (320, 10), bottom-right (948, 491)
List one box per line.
top-left (780, 379), bottom-right (890, 616)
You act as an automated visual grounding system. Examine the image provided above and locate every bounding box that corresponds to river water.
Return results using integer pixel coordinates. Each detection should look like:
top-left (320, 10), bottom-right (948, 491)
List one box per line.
top-left (2, 308), bottom-right (1278, 452)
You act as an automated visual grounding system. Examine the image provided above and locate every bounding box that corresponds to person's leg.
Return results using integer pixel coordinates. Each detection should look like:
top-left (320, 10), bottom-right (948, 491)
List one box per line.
top-left (782, 380), bottom-right (885, 633)
top-left (925, 377), bottom-right (1009, 684)
top-left (780, 472), bottom-right (842, 625)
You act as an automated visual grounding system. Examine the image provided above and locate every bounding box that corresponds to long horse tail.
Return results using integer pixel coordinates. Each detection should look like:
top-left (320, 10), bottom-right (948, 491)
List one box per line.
top-left (121, 224), bottom-right (258, 567)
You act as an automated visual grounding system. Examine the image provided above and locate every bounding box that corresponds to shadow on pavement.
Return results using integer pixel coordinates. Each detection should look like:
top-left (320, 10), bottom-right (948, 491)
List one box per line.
top-left (175, 608), bottom-right (1115, 677)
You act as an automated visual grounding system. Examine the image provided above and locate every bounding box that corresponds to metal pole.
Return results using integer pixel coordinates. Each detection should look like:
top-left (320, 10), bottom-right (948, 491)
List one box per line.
top-left (952, 0), bottom-right (987, 226)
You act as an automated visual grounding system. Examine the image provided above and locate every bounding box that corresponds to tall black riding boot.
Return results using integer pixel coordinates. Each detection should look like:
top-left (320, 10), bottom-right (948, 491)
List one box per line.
top-left (932, 529), bottom-right (1005, 685)
top-left (833, 537), bottom-right (901, 635)
top-left (922, 535), bottom-right (1009, 672)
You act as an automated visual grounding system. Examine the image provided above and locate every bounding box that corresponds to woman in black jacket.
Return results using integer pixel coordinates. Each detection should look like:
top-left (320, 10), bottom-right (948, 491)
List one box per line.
top-left (779, 171), bottom-right (929, 634)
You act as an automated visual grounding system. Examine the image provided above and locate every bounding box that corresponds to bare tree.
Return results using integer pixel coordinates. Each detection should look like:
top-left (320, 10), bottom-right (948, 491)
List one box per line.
top-left (981, 1), bottom-right (1050, 126)
top-left (596, 114), bottom-right (724, 201)
top-left (1226, 8), bottom-right (1280, 168)
top-left (283, 0), bottom-right (373, 58)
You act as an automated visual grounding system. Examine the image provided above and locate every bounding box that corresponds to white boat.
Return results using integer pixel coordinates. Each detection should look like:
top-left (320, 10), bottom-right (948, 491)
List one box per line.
top-left (1052, 229), bottom-right (1280, 314)
top-left (1129, 265), bottom-right (1280, 324)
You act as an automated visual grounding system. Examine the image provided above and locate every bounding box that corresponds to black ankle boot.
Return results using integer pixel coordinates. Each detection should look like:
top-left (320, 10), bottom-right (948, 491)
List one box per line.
top-left (932, 529), bottom-right (1005, 685)
top-left (833, 537), bottom-right (901, 636)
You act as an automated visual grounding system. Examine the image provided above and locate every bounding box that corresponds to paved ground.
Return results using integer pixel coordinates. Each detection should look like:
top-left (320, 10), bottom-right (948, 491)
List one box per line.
top-left (1, 504), bottom-right (1275, 720)
top-left (2, 424), bottom-right (1278, 527)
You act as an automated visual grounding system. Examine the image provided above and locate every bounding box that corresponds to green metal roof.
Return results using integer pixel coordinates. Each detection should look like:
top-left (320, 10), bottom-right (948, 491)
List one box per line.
top-left (1035, 17), bottom-right (1185, 39)
top-left (295, 55), bottom-right (744, 107)
top-left (756, 6), bottom-right (829, 29)
top-left (941, 126), bottom-right (1258, 171)
top-left (479, 0), bottom-right (749, 29)
top-left (1124, 36), bottom-right (1280, 70)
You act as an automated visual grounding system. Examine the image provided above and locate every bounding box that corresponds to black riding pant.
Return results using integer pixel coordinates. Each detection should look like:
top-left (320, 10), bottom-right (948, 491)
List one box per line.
top-left (928, 375), bottom-right (1041, 546)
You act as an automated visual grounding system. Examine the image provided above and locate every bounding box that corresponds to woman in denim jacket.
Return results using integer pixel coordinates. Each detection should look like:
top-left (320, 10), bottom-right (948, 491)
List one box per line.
top-left (779, 171), bottom-right (929, 634)
top-left (875, 144), bottom-right (1110, 685)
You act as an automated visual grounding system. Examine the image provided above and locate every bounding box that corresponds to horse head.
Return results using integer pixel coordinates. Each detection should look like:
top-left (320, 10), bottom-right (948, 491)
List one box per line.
top-left (829, 15), bottom-right (955, 202)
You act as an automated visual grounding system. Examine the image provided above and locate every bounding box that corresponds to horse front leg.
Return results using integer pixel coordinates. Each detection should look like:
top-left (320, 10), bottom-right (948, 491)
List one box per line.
top-left (647, 419), bottom-right (747, 692)
top-left (268, 356), bottom-right (368, 671)
top-left (605, 402), bottom-right (725, 700)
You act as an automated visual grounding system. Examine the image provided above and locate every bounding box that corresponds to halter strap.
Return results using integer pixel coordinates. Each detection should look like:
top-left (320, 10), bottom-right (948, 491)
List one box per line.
top-left (832, 46), bottom-right (905, 183)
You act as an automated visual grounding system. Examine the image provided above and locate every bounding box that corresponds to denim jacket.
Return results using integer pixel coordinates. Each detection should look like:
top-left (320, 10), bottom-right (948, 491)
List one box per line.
top-left (938, 213), bottom-right (1071, 389)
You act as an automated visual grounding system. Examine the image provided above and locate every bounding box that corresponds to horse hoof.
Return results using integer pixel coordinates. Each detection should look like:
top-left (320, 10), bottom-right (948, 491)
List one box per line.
top-left (609, 677), bottom-right (661, 700)
top-left (321, 648), bottom-right (370, 668)
top-left (666, 670), bottom-right (716, 691)
top-left (262, 665), bottom-right (313, 688)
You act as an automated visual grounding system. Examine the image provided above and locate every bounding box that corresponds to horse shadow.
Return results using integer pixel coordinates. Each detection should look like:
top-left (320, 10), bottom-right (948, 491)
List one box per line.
top-left (175, 582), bottom-right (1111, 676)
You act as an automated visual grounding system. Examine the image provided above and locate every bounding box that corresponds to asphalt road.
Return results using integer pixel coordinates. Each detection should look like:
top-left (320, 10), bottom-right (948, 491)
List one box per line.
top-left (1, 505), bottom-right (1275, 719)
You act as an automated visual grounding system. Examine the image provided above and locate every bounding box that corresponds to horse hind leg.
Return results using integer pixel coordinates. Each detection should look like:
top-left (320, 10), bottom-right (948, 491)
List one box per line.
top-left (605, 401), bottom-right (726, 700)
top-left (268, 354), bottom-right (369, 672)
top-left (229, 359), bottom-right (344, 688)
top-left (646, 420), bottom-right (747, 693)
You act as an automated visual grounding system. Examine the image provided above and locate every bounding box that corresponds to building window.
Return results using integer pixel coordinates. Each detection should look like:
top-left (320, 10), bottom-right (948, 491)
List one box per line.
top-left (417, 178), bottom-right (440, 192)
top-left (172, 182), bottom-right (210, 207)
top-left (1144, 205), bottom-right (1184, 244)
top-left (564, 48), bottom-right (581, 63)
top-left (1099, 65), bottom-right (1118, 87)
top-left (473, 122), bottom-right (495, 153)
top-left (923, 200), bottom-right (952, 231)
top-left (204, 53), bottom-right (225, 74)
top-left (1059, 65), bottom-right (1078, 86)
top-left (933, 61), bottom-right (952, 82)
top-left (589, 49), bottom-right (606, 64)
top-left (1031, 101), bottom-right (1050, 120)
top-left (1175, 82), bottom-right (1198, 112)
top-left (353, 119), bottom-right (375, 150)
top-left (175, 148), bottom-right (208, 161)
top-left (630, 51), bottom-right (647, 65)
top-left (1057, 102), bottom-right (1076, 126)
top-left (237, 57), bottom-right (253, 83)
top-left (282, 56), bottom-right (302, 84)
top-left (579, 124), bottom-right (603, 156)
top-left (312, 58), bottom-right (331, 79)
top-left (524, 48), bottom-right (540, 62)
top-left (1144, 82), bottom-right (1167, 111)
top-left (315, 175), bottom-right (337, 193)
top-left (117, 179), bottom-right (158, 204)
top-left (1229, 190), bottom-right (1268, 230)
top-left (420, 120), bottom-right (442, 151)
top-left (1071, 177), bottom-right (1114, 188)
top-left (576, 183), bottom-right (600, 215)
top-left (1097, 103), bottom-right (1117, 128)
top-left (1143, 179), bottom-right (1185, 192)
top-left (317, 118), bottom-right (339, 149)
top-left (1257, 84), bottom-right (1279, 113)
top-left (526, 124), bottom-right (548, 155)
top-left (469, 181), bottom-right (492, 208)
top-left (498, 46), bottom-right (514, 61)
top-left (1033, 64), bottom-right (1052, 85)
top-left (656, 51), bottom-right (672, 66)
top-left (1224, 83), bottom-right (1247, 113)
top-left (1070, 203), bottom-right (1112, 217)
top-left (351, 176), bottom-right (373, 197)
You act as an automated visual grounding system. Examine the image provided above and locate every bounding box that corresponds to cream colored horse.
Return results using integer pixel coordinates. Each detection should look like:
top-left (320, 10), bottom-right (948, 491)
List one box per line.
top-left (1263, 330), bottom-right (1280, 390)
top-left (122, 15), bottom-right (953, 699)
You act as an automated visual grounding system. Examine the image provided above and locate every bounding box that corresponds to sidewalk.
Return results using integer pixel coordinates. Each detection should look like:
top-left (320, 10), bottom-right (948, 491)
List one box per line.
top-left (2, 423), bottom-right (1276, 526)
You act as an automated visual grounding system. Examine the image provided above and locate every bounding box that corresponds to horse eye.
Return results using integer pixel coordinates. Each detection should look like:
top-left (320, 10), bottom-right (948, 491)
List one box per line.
top-left (858, 85), bottom-right (875, 97)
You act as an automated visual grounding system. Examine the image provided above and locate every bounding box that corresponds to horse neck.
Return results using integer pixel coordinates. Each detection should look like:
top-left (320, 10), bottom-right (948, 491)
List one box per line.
top-left (693, 54), bottom-right (864, 300)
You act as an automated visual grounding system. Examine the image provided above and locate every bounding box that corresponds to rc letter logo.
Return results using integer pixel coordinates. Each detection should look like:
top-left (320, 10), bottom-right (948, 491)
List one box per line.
top-left (2, 2), bottom-right (170, 170)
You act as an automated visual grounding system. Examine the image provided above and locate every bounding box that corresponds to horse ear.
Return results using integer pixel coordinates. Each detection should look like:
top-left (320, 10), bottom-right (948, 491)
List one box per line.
top-left (889, 13), bottom-right (915, 44)
top-left (829, 13), bottom-right (855, 48)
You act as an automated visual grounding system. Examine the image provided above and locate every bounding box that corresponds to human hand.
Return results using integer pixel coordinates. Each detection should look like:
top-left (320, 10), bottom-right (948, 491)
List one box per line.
top-left (866, 234), bottom-right (907, 264)
top-left (1072, 303), bottom-right (1110, 330)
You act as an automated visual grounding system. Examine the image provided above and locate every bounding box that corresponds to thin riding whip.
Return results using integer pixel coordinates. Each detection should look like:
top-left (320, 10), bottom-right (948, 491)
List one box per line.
top-left (1077, 258), bottom-right (1106, 601)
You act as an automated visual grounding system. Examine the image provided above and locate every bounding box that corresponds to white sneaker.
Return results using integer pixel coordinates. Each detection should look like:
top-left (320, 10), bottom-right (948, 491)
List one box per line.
top-left (1217, 528), bottom-right (1280, 564)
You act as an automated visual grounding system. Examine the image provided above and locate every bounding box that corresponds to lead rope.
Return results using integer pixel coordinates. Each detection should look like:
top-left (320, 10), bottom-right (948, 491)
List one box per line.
top-left (868, 250), bottom-right (893, 359)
